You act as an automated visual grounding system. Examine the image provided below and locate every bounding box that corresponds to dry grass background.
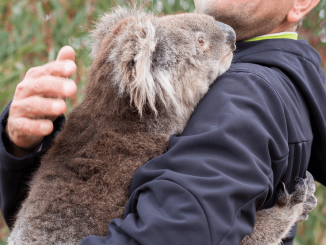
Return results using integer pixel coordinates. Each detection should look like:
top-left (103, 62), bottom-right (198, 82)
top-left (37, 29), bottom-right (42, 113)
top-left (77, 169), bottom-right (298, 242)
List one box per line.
top-left (0, 0), bottom-right (325, 244)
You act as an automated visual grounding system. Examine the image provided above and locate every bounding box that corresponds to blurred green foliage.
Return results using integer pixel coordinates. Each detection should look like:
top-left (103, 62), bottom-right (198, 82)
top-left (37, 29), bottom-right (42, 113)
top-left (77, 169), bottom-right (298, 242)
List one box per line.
top-left (0, 0), bottom-right (325, 244)
top-left (295, 1), bottom-right (326, 244)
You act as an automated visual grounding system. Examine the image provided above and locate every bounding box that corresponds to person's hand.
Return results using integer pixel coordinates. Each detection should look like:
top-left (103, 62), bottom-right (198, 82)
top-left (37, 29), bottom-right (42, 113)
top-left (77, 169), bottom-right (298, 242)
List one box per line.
top-left (5, 46), bottom-right (77, 157)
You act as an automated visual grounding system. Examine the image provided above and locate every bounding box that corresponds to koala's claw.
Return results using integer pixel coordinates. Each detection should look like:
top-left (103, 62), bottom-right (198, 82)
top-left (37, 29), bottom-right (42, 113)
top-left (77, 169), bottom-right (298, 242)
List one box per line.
top-left (296, 213), bottom-right (309, 223)
top-left (275, 178), bottom-right (306, 208)
top-left (303, 195), bottom-right (317, 212)
top-left (276, 182), bottom-right (290, 207)
top-left (290, 177), bottom-right (307, 206)
top-left (306, 171), bottom-right (316, 195)
top-left (294, 176), bottom-right (305, 186)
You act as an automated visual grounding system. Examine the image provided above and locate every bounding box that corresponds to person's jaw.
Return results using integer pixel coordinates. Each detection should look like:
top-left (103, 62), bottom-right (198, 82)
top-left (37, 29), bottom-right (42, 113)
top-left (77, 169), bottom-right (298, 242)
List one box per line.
top-left (194, 0), bottom-right (297, 41)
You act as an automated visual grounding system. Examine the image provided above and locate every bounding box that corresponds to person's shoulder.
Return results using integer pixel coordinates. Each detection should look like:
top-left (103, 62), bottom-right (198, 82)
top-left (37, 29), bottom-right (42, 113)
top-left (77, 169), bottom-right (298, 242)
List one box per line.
top-left (226, 63), bottom-right (278, 87)
top-left (187, 63), bottom-right (286, 127)
top-left (209, 63), bottom-right (283, 101)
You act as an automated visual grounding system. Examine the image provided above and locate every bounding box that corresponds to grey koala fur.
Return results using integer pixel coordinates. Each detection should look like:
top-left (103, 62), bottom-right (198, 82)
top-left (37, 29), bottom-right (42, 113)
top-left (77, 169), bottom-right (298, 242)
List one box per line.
top-left (7, 6), bottom-right (317, 245)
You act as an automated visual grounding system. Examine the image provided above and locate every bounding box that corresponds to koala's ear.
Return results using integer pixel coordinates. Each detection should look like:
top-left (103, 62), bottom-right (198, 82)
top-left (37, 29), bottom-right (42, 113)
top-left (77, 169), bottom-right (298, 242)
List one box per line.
top-left (109, 17), bottom-right (159, 116)
top-left (90, 6), bottom-right (149, 59)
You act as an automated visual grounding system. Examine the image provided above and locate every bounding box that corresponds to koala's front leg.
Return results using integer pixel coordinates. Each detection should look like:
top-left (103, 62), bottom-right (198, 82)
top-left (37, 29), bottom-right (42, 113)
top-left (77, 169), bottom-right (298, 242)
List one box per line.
top-left (240, 171), bottom-right (317, 245)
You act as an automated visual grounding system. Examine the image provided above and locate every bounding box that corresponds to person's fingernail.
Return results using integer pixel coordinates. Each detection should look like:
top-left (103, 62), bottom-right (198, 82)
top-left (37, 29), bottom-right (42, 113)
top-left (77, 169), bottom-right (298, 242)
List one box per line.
top-left (52, 101), bottom-right (63, 113)
top-left (64, 61), bottom-right (75, 73)
top-left (40, 123), bottom-right (51, 134)
top-left (64, 82), bottom-right (76, 95)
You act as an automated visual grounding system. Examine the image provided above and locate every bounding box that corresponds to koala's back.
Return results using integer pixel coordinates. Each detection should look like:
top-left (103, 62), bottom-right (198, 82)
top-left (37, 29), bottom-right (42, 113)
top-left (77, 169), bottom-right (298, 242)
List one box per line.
top-left (8, 98), bottom-right (170, 244)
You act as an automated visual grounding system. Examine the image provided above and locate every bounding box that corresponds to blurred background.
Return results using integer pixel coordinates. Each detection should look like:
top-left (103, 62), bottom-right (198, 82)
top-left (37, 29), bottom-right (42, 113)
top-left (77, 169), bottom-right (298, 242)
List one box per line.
top-left (0, 0), bottom-right (325, 244)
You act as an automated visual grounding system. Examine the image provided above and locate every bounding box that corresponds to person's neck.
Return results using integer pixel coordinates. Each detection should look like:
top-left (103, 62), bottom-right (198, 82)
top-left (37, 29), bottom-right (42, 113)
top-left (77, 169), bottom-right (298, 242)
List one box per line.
top-left (267, 17), bottom-right (297, 34)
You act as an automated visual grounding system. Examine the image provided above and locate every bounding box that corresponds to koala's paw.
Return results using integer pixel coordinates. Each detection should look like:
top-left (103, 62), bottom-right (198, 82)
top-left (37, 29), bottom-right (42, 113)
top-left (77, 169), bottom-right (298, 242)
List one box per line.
top-left (276, 171), bottom-right (317, 223)
top-left (296, 171), bottom-right (317, 222)
top-left (240, 172), bottom-right (317, 245)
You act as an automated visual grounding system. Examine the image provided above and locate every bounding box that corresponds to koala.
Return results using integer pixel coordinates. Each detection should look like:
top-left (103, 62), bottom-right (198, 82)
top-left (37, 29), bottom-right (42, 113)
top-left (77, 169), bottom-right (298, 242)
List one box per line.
top-left (7, 6), bottom-right (317, 245)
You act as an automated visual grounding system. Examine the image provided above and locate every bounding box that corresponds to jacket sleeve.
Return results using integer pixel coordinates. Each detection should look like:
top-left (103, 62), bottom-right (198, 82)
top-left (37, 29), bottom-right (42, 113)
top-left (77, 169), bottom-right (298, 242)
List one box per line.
top-left (79, 70), bottom-right (289, 245)
top-left (0, 102), bottom-right (66, 229)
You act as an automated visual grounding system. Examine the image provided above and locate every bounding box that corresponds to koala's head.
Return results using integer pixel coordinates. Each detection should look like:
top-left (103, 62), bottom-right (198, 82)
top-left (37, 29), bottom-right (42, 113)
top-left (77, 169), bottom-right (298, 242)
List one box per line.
top-left (90, 6), bottom-right (236, 121)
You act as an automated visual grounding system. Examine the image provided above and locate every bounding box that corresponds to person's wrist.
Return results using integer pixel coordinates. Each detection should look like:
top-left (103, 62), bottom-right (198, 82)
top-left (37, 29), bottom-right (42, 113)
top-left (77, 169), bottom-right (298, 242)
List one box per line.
top-left (4, 125), bottom-right (44, 158)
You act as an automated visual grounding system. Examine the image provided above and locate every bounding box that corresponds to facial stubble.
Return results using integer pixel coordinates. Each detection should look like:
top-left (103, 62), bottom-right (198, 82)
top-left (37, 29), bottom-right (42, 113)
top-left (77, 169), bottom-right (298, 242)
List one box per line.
top-left (201, 1), bottom-right (287, 41)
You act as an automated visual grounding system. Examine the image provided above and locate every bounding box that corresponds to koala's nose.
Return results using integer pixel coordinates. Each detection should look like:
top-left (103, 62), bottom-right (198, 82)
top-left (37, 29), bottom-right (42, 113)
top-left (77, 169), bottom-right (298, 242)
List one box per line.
top-left (227, 32), bottom-right (236, 50)
top-left (215, 21), bottom-right (236, 50)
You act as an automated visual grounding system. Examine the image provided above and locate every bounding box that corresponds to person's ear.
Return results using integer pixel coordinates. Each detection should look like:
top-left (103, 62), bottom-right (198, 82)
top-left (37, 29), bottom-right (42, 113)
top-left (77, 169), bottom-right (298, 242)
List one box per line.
top-left (287, 0), bottom-right (320, 23)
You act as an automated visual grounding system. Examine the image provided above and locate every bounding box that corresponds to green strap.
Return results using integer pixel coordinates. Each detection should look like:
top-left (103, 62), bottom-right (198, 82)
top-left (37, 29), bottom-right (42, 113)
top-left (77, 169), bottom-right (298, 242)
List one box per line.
top-left (244, 32), bottom-right (298, 42)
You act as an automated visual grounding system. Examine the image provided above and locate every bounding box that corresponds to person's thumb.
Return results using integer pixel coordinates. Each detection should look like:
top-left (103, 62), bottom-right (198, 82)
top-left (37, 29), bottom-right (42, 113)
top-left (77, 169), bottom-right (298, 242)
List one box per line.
top-left (56, 46), bottom-right (75, 62)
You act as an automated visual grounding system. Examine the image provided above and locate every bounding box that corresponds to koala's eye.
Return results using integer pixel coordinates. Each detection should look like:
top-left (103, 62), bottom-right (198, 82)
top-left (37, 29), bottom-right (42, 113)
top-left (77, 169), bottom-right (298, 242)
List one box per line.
top-left (198, 36), bottom-right (205, 44)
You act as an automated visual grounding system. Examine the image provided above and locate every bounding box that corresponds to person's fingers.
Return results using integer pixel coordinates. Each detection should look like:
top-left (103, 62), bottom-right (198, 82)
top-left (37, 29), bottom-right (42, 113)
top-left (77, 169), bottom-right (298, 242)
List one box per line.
top-left (56, 46), bottom-right (75, 62)
top-left (10, 96), bottom-right (67, 118)
top-left (25, 60), bottom-right (77, 79)
top-left (14, 77), bottom-right (77, 100)
top-left (43, 60), bottom-right (76, 78)
top-left (7, 116), bottom-right (53, 138)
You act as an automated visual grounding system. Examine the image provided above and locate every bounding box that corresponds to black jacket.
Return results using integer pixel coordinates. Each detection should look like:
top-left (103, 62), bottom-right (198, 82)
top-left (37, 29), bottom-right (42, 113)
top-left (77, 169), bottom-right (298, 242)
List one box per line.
top-left (1, 39), bottom-right (325, 245)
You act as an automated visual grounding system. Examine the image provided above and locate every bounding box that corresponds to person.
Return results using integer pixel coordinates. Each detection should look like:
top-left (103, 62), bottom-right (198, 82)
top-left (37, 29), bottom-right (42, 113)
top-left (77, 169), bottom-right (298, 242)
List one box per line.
top-left (1, 0), bottom-right (325, 244)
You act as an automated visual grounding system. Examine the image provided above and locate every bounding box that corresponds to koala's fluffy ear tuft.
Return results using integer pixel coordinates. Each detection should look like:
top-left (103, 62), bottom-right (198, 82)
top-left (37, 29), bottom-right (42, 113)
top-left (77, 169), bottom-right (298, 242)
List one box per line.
top-left (90, 6), bottom-right (149, 59)
top-left (109, 17), bottom-right (158, 116)
top-left (91, 7), bottom-right (178, 117)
